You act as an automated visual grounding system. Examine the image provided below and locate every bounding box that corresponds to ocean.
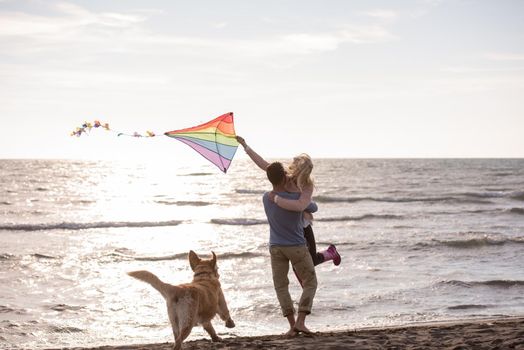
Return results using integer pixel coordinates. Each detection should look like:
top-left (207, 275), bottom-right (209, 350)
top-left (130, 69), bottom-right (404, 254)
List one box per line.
top-left (1, 158), bottom-right (523, 349)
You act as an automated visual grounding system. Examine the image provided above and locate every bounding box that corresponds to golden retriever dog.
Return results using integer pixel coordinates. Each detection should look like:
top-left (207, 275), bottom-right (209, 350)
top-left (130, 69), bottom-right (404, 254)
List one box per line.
top-left (128, 250), bottom-right (235, 350)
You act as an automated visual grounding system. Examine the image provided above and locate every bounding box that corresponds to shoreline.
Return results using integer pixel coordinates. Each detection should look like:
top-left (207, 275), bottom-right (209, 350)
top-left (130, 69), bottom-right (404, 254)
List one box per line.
top-left (44, 316), bottom-right (524, 350)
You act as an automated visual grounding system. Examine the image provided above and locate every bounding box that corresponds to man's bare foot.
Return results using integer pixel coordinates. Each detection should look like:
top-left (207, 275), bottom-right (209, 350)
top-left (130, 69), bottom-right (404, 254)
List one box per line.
top-left (284, 328), bottom-right (297, 337)
top-left (293, 325), bottom-right (314, 335)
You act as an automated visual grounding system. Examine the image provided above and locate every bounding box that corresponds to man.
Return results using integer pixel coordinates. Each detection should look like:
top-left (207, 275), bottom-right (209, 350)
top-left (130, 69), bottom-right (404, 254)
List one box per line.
top-left (263, 161), bottom-right (318, 336)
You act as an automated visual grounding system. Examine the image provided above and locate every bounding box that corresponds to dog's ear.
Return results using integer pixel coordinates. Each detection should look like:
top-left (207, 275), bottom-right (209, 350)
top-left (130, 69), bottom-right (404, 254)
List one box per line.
top-left (189, 250), bottom-right (200, 271)
top-left (211, 251), bottom-right (217, 267)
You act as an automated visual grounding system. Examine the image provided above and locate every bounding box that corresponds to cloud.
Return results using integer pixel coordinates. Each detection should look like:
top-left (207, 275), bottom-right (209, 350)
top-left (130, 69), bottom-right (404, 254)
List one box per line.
top-left (0, 0), bottom-right (398, 95)
top-left (215, 22), bottom-right (228, 29)
top-left (360, 9), bottom-right (399, 21)
top-left (236, 24), bottom-right (396, 57)
top-left (0, 2), bottom-right (147, 37)
top-left (280, 25), bottom-right (395, 53)
top-left (338, 24), bottom-right (396, 44)
top-left (0, 11), bottom-right (67, 37)
top-left (484, 52), bottom-right (524, 61)
top-left (267, 33), bottom-right (341, 55)
top-left (441, 66), bottom-right (524, 73)
top-left (0, 1), bottom-right (397, 60)
top-left (0, 1), bottom-right (152, 60)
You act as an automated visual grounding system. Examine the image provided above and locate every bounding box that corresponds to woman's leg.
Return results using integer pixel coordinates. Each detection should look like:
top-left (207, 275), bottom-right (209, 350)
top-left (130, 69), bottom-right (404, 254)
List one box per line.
top-left (303, 225), bottom-right (324, 266)
top-left (304, 225), bottom-right (342, 266)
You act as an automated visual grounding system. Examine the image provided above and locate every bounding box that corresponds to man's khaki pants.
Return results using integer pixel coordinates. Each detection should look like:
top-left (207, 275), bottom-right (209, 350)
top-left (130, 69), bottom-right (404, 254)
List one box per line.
top-left (270, 244), bottom-right (317, 316)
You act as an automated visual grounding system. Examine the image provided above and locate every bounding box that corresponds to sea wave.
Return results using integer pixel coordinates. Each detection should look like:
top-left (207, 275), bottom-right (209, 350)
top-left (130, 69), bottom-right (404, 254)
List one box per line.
top-left (316, 241), bottom-right (355, 247)
top-left (155, 200), bottom-right (212, 206)
top-left (438, 280), bottom-right (524, 289)
top-left (179, 172), bottom-right (213, 176)
top-left (49, 325), bottom-right (84, 333)
top-left (106, 251), bottom-right (186, 262)
top-left (235, 189), bottom-right (266, 195)
top-left (485, 187), bottom-right (512, 192)
top-left (457, 190), bottom-right (524, 202)
top-left (509, 207), bottom-right (524, 215)
top-left (3, 209), bottom-right (49, 216)
top-left (210, 214), bottom-right (402, 226)
top-left (110, 250), bottom-right (265, 262)
top-left (313, 190), bottom-right (524, 204)
top-left (430, 237), bottom-right (524, 249)
top-left (457, 191), bottom-right (508, 198)
top-left (447, 304), bottom-right (490, 310)
top-left (0, 305), bottom-right (26, 315)
top-left (0, 220), bottom-right (183, 232)
top-left (316, 214), bottom-right (404, 222)
top-left (70, 199), bottom-right (96, 205)
top-left (0, 252), bottom-right (58, 261)
top-left (210, 218), bottom-right (267, 226)
top-left (313, 195), bottom-right (492, 205)
top-left (219, 251), bottom-right (266, 260)
top-left (427, 209), bottom-right (504, 216)
top-left (49, 304), bottom-right (85, 312)
top-left (31, 253), bottom-right (58, 259)
top-left (493, 172), bottom-right (512, 177)
top-left (510, 191), bottom-right (524, 201)
top-left (0, 253), bottom-right (15, 261)
top-left (236, 189), bottom-right (523, 204)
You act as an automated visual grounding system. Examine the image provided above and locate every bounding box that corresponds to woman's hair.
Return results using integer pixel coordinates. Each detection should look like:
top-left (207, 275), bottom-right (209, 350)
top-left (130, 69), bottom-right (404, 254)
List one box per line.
top-left (288, 153), bottom-right (314, 191)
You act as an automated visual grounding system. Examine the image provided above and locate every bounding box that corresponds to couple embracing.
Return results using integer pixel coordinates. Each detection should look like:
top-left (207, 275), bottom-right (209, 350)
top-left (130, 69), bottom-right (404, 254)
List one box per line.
top-left (237, 136), bottom-right (341, 336)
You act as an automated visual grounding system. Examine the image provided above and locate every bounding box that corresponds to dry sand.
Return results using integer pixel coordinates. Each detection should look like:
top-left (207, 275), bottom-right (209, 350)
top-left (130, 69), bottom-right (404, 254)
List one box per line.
top-left (46, 317), bottom-right (524, 350)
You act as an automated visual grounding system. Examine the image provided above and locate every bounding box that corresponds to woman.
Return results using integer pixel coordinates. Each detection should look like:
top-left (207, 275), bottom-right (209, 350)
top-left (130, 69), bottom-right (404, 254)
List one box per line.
top-left (236, 136), bottom-right (341, 268)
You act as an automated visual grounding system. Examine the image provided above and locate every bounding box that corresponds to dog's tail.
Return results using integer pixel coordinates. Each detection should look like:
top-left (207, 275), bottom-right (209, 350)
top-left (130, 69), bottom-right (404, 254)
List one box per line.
top-left (128, 270), bottom-right (174, 299)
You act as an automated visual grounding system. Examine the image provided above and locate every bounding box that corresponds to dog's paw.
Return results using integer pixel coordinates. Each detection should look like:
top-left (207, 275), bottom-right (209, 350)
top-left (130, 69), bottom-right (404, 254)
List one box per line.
top-left (211, 335), bottom-right (222, 342)
top-left (225, 318), bottom-right (235, 328)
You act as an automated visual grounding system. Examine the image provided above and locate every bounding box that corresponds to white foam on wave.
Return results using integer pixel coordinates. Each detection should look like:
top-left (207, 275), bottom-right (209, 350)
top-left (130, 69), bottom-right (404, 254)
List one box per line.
top-left (0, 220), bottom-right (183, 232)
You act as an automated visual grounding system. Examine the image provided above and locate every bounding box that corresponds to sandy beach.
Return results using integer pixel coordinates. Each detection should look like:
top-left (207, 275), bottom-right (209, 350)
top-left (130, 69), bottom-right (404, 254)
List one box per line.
top-left (44, 317), bottom-right (524, 350)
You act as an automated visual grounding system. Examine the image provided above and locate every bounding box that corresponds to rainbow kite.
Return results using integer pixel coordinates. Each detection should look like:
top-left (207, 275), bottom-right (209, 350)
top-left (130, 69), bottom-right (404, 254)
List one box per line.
top-left (71, 113), bottom-right (239, 173)
top-left (164, 113), bottom-right (238, 173)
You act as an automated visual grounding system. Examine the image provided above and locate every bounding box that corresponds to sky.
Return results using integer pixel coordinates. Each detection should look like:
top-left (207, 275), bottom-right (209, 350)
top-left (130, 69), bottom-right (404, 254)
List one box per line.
top-left (0, 0), bottom-right (523, 160)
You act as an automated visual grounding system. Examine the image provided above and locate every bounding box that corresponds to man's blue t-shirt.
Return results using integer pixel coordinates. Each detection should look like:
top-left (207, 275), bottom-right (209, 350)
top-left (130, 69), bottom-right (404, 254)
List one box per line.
top-left (262, 191), bottom-right (318, 246)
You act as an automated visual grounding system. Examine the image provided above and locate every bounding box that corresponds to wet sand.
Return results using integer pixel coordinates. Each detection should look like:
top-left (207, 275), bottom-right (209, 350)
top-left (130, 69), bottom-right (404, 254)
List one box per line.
top-left (45, 317), bottom-right (524, 350)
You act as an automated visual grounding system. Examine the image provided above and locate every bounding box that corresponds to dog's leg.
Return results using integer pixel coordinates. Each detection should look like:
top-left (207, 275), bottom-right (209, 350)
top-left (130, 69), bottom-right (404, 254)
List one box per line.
top-left (217, 290), bottom-right (235, 328)
top-left (173, 301), bottom-right (198, 350)
top-left (174, 322), bottom-right (194, 350)
top-left (166, 302), bottom-right (180, 346)
top-left (202, 321), bottom-right (221, 342)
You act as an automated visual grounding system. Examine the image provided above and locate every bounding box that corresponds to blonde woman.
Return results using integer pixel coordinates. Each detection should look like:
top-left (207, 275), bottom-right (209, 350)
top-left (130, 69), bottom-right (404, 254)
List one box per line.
top-left (236, 136), bottom-right (341, 268)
